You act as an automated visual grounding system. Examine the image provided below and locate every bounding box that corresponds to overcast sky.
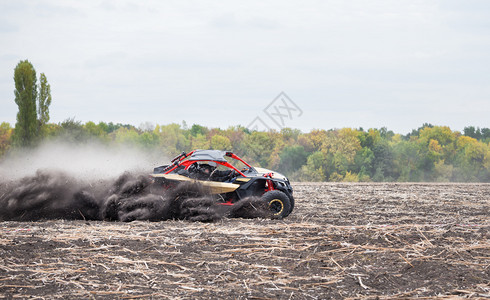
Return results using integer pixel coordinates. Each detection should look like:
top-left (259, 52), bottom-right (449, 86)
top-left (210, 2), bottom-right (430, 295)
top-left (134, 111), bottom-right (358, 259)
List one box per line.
top-left (1, 0), bottom-right (489, 134)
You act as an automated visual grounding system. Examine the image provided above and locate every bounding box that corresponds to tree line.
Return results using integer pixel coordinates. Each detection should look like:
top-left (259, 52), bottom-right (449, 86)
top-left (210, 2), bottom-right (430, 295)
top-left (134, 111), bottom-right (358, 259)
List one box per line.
top-left (0, 119), bottom-right (489, 182)
top-left (1, 60), bottom-right (489, 182)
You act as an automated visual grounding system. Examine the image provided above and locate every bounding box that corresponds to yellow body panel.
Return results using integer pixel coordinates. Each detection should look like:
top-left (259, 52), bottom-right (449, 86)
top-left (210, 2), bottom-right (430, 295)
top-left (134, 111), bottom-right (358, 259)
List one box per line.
top-left (151, 173), bottom-right (240, 194)
top-left (234, 177), bottom-right (251, 182)
top-left (152, 173), bottom-right (192, 181)
top-left (201, 181), bottom-right (241, 194)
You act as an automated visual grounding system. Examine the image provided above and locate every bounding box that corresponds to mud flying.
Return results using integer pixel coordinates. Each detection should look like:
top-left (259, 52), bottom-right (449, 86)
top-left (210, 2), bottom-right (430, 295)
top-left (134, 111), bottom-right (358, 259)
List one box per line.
top-left (0, 171), bottom-right (271, 222)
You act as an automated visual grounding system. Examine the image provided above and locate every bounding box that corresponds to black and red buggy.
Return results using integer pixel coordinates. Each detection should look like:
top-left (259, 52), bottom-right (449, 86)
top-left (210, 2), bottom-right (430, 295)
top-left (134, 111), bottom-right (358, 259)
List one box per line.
top-left (150, 150), bottom-right (294, 218)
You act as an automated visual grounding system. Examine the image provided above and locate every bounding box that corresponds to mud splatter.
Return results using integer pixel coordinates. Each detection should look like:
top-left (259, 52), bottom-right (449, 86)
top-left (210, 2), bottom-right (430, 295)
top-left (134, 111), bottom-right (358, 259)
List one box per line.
top-left (0, 171), bottom-right (270, 222)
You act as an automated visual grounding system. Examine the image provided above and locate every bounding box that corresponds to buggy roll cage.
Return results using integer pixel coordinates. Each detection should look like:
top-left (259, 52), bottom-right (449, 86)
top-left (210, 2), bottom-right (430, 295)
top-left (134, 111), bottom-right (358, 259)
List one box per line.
top-left (161, 150), bottom-right (253, 178)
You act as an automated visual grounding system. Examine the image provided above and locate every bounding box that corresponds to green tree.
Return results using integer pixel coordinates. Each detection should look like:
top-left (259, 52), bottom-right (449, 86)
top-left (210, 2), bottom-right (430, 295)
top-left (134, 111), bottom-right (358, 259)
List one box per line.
top-left (481, 128), bottom-right (490, 143)
top-left (210, 135), bottom-right (232, 150)
top-left (393, 140), bottom-right (423, 181)
top-left (353, 147), bottom-right (374, 181)
top-left (190, 124), bottom-right (208, 137)
top-left (280, 128), bottom-right (301, 142)
top-left (453, 136), bottom-right (490, 181)
top-left (320, 128), bottom-right (362, 179)
top-left (464, 126), bottom-right (481, 140)
top-left (190, 134), bottom-right (210, 150)
top-left (433, 160), bottom-right (454, 182)
top-left (223, 126), bottom-right (246, 152)
top-left (278, 145), bottom-right (308, 176)
top-left (371, 141), bottom-right (395, 181)
top-left (98, 122), bottom-right (135, 134)
top-left (38, 73), bottom-right (52, 135)
top-left (57, 118), bottom-right (89, 142)
top-left (154, 123), bottom-right (190, 155)
top-left (138, 132), bottom-right (159, 149)
top-left (84, 121), bottom-right (109, 142)
top-left (406, 123), bottom-right (434, 139)
top-left (419, 126), bottom-right (456, 147)
top-left (242, 131), bottom-right (275, 167)
top-left (299, 151), bottom-right (326, 181)
top-left (13, 60), bottom-right (38, 147)
top-left (113, 127), bottom-right (139, 145)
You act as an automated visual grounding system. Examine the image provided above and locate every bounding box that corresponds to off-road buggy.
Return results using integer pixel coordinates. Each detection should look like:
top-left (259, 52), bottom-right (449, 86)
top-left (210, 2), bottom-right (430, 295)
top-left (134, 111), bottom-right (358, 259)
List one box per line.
top-left (150, 150), bottom-right (294, 218)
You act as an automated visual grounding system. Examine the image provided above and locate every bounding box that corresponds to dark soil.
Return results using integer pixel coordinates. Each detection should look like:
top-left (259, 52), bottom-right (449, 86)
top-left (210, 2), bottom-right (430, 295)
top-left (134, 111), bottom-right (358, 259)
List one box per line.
top-left (1, 183), bottom-right (489, 299)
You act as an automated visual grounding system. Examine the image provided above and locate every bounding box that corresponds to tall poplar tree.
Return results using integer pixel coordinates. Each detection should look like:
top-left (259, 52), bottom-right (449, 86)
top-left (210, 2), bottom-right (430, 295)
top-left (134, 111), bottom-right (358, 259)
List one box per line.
top-left (38, 73), bottom-right (52, 135)
top-left (13, 60), bottom-right (38, 147)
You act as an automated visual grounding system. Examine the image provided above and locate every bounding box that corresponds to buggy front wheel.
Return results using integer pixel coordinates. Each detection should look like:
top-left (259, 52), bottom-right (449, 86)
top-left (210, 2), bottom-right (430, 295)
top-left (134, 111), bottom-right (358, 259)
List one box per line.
top-left (261, 190), bottom-right (292, 219)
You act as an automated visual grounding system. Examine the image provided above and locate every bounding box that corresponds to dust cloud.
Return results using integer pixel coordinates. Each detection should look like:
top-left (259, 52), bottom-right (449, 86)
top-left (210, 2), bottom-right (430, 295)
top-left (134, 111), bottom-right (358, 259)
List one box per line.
top-left (0, 141), bottom-right (270, 222)
top-left (0, 140), bottom-right (162, 181)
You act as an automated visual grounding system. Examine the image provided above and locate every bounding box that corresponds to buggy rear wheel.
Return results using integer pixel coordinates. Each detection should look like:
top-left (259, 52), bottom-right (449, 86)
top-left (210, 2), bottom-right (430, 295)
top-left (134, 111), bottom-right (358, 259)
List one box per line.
top-left (261, 190), bottom-right (292, 219)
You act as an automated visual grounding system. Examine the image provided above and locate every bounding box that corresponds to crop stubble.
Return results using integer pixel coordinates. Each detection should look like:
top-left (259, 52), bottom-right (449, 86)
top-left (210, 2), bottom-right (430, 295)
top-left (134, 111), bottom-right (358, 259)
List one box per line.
top-left (0, 183), bottom-right (489, 299)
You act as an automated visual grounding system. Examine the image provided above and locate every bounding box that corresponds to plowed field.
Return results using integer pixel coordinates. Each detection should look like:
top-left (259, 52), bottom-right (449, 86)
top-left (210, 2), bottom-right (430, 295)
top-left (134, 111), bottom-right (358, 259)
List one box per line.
top-left (1, 183), bottom-right (489, 299)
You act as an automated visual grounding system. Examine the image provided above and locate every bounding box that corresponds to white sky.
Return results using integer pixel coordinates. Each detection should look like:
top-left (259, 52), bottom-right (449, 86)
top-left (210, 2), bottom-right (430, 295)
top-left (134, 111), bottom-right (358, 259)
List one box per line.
top-left (1, 0), bottom-right (489, 134)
